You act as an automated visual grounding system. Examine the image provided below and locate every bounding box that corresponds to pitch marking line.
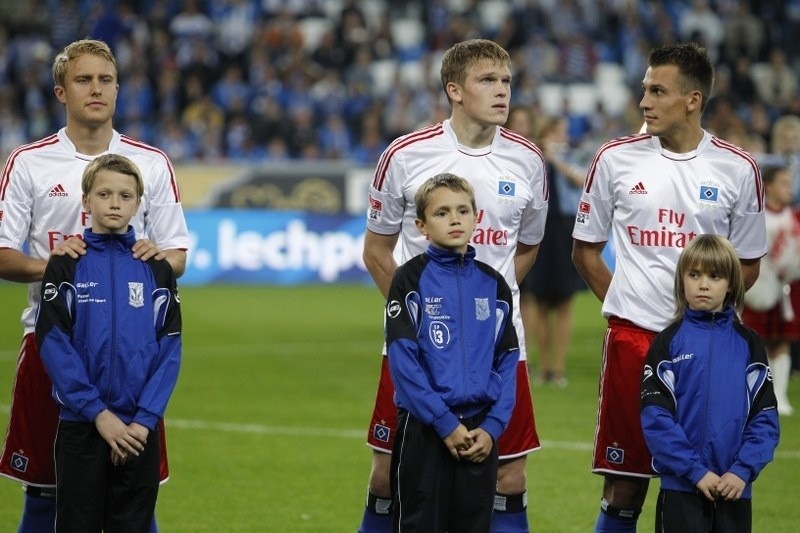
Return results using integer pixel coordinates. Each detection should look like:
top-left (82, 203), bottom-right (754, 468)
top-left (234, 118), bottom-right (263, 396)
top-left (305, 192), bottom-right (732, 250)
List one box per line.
top-left (164, 417), bottom-right (800, 459)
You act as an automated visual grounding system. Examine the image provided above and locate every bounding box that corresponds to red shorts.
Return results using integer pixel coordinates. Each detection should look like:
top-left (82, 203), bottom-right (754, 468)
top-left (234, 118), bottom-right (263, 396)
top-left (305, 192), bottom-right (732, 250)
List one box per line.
top-left (743, 283), bottom-right (800, 342)
top-left (366, 357), bottom-right (540, 459)
top-left (0, 333), bottom-right (170, 487)
top-left (592, 318), bottom-right (657, 477)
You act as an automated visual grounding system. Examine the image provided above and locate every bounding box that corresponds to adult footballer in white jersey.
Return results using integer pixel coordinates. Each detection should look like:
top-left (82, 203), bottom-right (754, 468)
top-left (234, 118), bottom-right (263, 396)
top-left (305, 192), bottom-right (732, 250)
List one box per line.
top-left (0, 39), bottom-right (188, 533)
top-left (572, 42), bottom-right (765, 533)
top-left (360, 39), bottom-right (548, 533)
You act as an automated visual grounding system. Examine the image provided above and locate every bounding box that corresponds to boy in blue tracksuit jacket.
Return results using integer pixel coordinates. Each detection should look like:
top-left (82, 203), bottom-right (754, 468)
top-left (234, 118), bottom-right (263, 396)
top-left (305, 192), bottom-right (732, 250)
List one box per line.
top-left (385, 173), bottom-right (518, 532)
top-left (640, 234), bottom-right (779, 533)
top-left (35, 154), bottom-right (181, 532)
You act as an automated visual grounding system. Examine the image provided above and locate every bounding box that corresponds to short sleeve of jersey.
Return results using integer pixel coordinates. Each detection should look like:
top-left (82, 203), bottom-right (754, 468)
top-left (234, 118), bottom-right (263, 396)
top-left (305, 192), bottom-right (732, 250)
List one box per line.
top-left (128, 143), bottom-right (189, 251)
top-left (0, 152), bottom-right (34, 250)
top-left (729, 163), bottom-right (766, 260)
top-left (572, 153), bottom-right (613, 243)
top-left (366, 149), bottom-right (405, 236)
top-left (517, 155), bottom-right (549, 246)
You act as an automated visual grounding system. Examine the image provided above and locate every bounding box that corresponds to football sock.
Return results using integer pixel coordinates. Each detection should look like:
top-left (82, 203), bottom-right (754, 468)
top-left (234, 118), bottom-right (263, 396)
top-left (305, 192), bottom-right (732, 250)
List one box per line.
top-left (772, 352), bottom-right (794, 415)
top-left (491, 491), bottom-right (529, 532)
top-left (595, 499), bottom-right (639, 532)
top-left (357, 491), bottom-right (392, 533)
top-left (150, 515), bottom-right (159, 533)
top-left (19, 490), bottom-right (56, 533)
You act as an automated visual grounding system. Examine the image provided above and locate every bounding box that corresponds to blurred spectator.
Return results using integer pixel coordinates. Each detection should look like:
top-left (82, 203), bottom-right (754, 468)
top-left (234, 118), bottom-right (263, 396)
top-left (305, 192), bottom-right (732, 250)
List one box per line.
top-left (722, 1), bottom-right (765, 63)
top-left (335, 0), bottom-right (369, 67)
top-left (556, 33), bottom-right (598, 83)
top-left (210, 0), bottom-right (260, 67)
top-left (156, 116), bottom-right (199, 162)
top-left (182, 91), bottom-right (226, 143)
top-left (169, 0), bottom-right (214, 53)
top-left (259, 7), bottom-right (303, 63)
top-left (116, 66), bottom-right (156, 131)
top-left (310, 28), bottom-right (349, 71)
top-left (679, 0), bottom-right (724, 61)
top-left (754, 47), bottom-right (799, 112)
top-left (317, 113), bottom-right (353, 159)
top-left (351, 119), bottom-right (388, 165)
top-left (769, 115), bottom-right (800, 203)
top-left (311, 68), bottom-right (348, 119)
top-left (285, 104), bottom-right (318, 157)
top-left (49, 0), bottom-right (82, 49)
top-left (726, 56), bottom-right (759, 108)
top-left (212, 64), bottom-right (251, 115)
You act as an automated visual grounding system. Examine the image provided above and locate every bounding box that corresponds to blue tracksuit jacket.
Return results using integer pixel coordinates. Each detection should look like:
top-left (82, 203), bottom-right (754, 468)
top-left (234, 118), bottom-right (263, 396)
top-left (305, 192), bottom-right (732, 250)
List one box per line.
top-left (35, 227), bottom-right (181, 431)
top-left (385, 244), bottom-right (518, 442)
top-left (640, 306), bottom-right (779, 498)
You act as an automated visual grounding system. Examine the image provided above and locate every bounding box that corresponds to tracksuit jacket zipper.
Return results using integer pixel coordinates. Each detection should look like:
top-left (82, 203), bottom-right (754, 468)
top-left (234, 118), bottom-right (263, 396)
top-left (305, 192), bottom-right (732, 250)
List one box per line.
top-left (107, 237), bottom-right (116, 405)
top-left (701, 312), bottom-right (716, 453)
top-left (457, 253), bottom-right (465, 407)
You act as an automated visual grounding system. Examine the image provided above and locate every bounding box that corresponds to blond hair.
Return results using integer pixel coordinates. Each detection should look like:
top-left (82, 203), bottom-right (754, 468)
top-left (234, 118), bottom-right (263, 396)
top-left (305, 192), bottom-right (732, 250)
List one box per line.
top-left (415, 173), bottom-right (476, 221)
top-left (52, 39), bottom-right (117, 87)
top-left (82, 154), bottom-right (144, 199)
top-left (770, 114), bottom-right (800, 155)
top-left (673, 234), bottom-right (745, 321)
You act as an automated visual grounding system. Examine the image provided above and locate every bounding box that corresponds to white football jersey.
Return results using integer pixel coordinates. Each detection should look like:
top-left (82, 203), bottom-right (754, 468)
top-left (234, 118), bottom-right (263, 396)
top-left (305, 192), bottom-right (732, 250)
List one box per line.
top-left (0, 128), bottom-right (189, 331)
top-left (573, 131), bottom-right (766, 331)
top-left (765, 206), bottom-right (800, 282)
top-left (367, 120), bottom-right (549, 360)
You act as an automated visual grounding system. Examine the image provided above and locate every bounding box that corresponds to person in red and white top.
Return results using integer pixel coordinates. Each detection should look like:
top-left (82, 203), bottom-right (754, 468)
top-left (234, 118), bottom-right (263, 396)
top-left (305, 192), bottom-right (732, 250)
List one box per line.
top-left (360, 39), bottom-right (548, 533)
top-left (0, 39), bottom-right (188, 533)
top-left (742, 165), bottom-right (800, 416)
top-left (572, 42), bottom-right (766, 533)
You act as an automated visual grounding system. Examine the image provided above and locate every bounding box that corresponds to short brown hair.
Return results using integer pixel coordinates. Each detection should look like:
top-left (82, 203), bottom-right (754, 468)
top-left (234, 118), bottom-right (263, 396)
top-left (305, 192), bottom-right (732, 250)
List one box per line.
top-left (415, 173), bottom-right (476, 221)
top-left (440, 39), bottom-right (510, 102)
top-left (648, 42), bottom-right (714, 113)
top-left (82, 154), bottom-right (144, 199)
top-left (52, 39), bottom-right (117, 87)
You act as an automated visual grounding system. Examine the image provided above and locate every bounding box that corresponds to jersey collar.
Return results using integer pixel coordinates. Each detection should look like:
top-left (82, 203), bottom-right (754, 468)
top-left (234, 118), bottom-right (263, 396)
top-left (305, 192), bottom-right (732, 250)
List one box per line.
top-left (58, 128), bottom-right (122, 161)
top-left (443, 119), bottom-right (496, 157)
top-left (653, 130), bottom-right (711, 161)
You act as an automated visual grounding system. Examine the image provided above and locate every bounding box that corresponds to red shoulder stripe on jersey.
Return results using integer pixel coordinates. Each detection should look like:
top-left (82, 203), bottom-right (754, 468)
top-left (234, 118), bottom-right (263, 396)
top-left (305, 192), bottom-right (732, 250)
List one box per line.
top-left (498, 127), bottom-right (549, 200)
top-left (1, 135), bottom-right (60, 200)
top-left (499, 127), bottom-right (544, 159)
top-left (710, 137), bottom-right (764, 211)
top-left (372, 123), bottom-right (444, 191)
top-left (120, 135), bottom-right (181, 202)
top-left (583, 134), bottom-right (650, 193)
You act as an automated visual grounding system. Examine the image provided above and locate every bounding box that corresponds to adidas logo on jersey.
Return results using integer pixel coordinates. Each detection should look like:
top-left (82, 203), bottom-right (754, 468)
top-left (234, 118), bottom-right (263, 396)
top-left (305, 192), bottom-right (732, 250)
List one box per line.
top-left (629, 182), bottom-right (647, 194)
top-left (49, 184), bottom-right (68, 197)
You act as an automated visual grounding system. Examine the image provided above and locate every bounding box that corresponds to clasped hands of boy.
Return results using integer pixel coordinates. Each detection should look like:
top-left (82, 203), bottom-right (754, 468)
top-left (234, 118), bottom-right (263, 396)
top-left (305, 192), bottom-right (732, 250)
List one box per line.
top-left (95, 409), bottom-right (149, 466)
top-left (696, 471), bottom-right (747, 502)
top-left (444, 424), bottom-right (493, 463)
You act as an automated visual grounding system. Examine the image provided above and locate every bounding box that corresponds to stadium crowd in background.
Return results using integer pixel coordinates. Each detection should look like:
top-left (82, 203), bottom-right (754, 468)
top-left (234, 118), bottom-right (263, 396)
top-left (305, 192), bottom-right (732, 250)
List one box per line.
top-left (0, 0), bottom-right (799, 172)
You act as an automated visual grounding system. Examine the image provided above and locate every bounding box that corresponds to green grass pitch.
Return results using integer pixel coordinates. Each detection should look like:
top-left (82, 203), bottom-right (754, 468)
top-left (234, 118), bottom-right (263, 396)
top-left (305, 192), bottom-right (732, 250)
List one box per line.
top-left (0, 283), bottom-right (798, 531)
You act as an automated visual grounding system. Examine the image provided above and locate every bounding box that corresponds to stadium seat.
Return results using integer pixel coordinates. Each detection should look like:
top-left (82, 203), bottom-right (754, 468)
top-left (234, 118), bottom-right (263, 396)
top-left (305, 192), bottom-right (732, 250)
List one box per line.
top-left (391, 18), bottom-right (425, 60)
top-left (537, 83), bottom-right (565, 115)
top-left (478, 0), bottom-right (510, 34)
top-left (594, 62), bottom-right (632, 116)
top-left (399, 60), bottom-right (426, 88)
top-left (298, 17), bottom-right (332, 52)
top-left (370, 58), bottom-right (398, 96)
top-left (566, 83), bottom-right (599, 115)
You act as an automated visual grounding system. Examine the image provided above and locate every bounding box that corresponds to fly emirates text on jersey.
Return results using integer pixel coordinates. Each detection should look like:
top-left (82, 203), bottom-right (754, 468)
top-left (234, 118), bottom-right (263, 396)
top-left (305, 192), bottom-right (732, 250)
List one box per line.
top-left (627, 208), bottom-right (698, 248)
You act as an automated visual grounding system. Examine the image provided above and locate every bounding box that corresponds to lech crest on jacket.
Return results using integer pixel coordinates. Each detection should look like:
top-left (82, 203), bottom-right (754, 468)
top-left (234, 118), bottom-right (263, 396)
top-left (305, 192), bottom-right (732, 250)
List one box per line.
top-left (128, 282), bottom-right (144, 308)
top-left (475, 298), bottom-right (490, 321)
